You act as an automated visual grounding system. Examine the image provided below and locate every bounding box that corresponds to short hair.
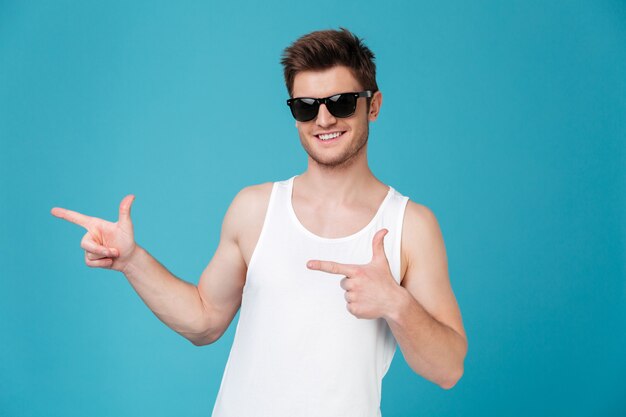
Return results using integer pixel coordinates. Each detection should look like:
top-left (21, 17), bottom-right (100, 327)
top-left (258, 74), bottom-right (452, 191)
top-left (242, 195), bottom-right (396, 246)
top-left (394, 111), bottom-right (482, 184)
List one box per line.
top-left (280, 27), bottom-right (379, 98)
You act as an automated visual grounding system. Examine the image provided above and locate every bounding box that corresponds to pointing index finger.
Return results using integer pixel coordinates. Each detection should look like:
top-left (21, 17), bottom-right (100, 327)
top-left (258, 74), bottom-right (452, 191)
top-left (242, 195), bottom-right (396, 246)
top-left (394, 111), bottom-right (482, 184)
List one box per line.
top-left (50, 207), bottom-right (93, 229)
top-left (307, 259), bottom-right (357, 277)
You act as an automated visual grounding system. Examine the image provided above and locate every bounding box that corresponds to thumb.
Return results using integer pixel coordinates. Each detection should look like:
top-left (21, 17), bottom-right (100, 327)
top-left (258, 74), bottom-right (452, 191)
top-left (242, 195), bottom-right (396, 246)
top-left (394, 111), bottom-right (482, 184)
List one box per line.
top-left (372, 228), bottom-right (389, 263)
top-left (119, 194), bottom-right (135, 228)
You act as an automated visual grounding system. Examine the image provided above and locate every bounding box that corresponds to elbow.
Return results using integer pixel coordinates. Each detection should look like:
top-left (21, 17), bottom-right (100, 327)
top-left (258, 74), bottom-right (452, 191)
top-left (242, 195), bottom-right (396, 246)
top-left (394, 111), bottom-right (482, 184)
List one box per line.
top-left (187, 324), bottom-right (226, 346)
top-left (190, 337), bottom-right (214, 347)
top-left (440, 334), bottom-right (467, 389)
top-left (189, 338), bottom-right (203, 347)
top-left (439, 366), bottom-right (464, 390)
top-left (185, 324), bottom-right (221, 347)
top-left (187, 299), bottom-right (221, 346)
top-left (188, 328), bottom-right (222, 346)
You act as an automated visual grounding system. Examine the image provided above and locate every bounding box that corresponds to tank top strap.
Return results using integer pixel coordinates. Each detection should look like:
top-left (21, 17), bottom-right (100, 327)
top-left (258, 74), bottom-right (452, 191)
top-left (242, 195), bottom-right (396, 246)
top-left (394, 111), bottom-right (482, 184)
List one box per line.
top-left (377, 187), bottom-right (410, 284)
top-left (266, 174), bottom-right (410, 284)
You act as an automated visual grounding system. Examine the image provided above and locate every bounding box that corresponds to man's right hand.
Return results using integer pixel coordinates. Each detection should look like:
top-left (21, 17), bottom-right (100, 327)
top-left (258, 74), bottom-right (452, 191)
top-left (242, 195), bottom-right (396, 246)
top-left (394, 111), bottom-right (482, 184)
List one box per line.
top-left (48, 185), bottom-right (262, 345)
top-left (50, 194), bottom-right (138, 273)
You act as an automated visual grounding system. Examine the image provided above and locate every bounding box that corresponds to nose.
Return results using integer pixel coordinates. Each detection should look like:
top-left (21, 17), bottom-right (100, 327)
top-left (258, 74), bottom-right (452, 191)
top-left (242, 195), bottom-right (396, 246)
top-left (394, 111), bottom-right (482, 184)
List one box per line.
top-left (315, 103), bottom-right (337, 127)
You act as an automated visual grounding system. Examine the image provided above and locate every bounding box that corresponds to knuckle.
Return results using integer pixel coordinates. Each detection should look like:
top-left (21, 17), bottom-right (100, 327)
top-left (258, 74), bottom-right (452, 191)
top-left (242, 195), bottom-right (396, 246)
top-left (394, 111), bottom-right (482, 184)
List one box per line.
top-left (347, 303), bottom-right (357, 315)
top-left (86, 251), bottom-right (104, 261)
top-left (81, 239), bottom-right (96, 252)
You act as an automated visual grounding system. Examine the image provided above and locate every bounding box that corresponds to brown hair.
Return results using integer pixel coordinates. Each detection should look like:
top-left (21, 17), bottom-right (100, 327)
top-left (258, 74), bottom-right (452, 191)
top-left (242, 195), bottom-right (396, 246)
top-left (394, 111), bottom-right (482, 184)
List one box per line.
top-left (280, 27), bottom-right (379, 98)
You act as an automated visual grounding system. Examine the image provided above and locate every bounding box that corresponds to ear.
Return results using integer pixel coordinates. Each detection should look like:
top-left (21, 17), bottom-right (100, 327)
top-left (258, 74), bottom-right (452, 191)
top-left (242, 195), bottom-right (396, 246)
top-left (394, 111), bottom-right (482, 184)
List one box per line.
top-left (368, 90), bottom-right (383, 122)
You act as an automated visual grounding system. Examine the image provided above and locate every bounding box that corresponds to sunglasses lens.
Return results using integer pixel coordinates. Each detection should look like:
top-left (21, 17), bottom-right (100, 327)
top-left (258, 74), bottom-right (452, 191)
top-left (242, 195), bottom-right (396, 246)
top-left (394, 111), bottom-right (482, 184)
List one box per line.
top-left (289, 93), bottom-right (362, 121)
top-left (327, 94), bottom-right (357, 118)
top-left (291, 98), bottom-right (318, 122)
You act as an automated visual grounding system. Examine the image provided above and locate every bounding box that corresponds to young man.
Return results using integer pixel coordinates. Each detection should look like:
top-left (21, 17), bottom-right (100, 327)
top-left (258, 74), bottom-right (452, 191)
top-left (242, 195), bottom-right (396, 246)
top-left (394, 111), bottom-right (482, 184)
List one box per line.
top-left (51, 28), bottom-right (467, 417)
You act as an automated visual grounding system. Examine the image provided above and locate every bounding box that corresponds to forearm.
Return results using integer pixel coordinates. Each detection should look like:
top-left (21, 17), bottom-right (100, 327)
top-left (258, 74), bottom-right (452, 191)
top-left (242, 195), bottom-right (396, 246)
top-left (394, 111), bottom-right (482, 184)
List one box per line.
top-left (121, 245), bottom-right (213, 345)
top-left (384, 287), bottom-right (467, 389)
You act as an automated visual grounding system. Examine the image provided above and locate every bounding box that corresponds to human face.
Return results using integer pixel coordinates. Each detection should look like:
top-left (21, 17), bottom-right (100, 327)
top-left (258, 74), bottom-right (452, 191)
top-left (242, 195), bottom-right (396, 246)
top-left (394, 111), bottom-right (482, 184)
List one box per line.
top-left (291, 65), bottom-right (381, 169)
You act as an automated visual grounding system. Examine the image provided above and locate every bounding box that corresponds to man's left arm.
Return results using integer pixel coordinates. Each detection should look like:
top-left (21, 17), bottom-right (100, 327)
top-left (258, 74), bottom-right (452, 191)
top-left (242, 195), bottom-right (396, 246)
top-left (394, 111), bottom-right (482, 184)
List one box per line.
top-left (305, 200), bottom-right (468, 389)
top-left (384, 201), bottom-right (468, 389)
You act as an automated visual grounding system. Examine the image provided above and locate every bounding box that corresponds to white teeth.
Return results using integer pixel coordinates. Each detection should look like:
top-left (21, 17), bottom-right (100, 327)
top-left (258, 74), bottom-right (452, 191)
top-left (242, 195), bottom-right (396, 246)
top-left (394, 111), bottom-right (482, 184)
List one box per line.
top-left (318, 132), bottom-right (342, 140)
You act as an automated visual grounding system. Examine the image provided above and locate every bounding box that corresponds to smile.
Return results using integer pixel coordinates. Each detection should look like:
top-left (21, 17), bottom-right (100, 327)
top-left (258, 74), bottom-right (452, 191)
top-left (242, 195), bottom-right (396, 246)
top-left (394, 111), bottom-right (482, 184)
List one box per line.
top-left (315, 131), bottom-right (346, 142)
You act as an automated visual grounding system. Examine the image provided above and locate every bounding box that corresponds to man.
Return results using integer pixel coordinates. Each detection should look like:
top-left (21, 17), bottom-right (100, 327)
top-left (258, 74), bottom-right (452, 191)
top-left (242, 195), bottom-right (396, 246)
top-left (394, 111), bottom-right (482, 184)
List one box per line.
top-left (51, 28), bottom-right (467, 417)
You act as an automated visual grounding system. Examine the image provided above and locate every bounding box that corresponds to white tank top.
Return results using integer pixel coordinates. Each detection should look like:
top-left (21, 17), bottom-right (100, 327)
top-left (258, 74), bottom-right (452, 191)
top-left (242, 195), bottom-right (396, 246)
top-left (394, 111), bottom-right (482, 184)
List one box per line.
top-left (211, 174), bottom-right (410, 417)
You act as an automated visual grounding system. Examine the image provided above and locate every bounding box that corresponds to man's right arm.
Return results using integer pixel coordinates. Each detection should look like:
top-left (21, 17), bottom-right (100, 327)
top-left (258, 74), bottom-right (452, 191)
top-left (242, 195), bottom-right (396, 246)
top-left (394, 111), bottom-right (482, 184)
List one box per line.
top-left (122, 187), bottom-right (252, 346)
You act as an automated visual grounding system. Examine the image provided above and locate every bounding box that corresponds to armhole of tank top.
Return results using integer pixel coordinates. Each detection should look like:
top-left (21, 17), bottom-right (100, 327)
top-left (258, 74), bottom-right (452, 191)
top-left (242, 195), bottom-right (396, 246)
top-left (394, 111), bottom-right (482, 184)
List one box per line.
top-left (246, 181), bottom-right (278, 274)
top-left (396, 196), bottom-right (410, 285)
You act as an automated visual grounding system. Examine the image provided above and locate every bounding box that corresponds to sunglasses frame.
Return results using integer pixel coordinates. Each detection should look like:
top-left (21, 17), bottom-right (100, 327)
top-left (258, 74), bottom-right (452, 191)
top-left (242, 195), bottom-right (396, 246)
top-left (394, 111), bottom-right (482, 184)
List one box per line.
top-left (286, 90), bottom-right (373, 122)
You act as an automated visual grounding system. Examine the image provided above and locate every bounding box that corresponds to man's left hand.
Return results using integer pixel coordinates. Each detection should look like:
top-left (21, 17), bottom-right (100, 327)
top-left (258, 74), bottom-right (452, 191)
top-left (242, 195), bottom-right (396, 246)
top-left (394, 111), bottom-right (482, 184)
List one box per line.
top-left (306, 228), bottom-right (405, 320)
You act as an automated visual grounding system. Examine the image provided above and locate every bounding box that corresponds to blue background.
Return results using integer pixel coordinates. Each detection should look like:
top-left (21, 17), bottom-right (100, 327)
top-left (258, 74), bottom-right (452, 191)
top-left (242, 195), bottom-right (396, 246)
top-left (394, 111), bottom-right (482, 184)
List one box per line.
top-left (1, 1), bottom-right (625, 416)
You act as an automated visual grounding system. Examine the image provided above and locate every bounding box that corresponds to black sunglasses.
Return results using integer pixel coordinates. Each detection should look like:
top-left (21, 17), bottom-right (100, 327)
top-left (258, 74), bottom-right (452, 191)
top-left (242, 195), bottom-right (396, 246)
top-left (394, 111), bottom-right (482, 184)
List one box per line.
top-left (286, 90), bottom-right (373, 122)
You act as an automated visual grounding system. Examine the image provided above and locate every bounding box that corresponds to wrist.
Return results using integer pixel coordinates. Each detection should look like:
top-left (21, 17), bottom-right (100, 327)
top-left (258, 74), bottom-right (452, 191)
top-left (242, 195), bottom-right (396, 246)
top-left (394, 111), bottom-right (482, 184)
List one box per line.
top-left (383, 284), bottom-right (411, 323)
top-left (121, 244), bottom-right (144, 278)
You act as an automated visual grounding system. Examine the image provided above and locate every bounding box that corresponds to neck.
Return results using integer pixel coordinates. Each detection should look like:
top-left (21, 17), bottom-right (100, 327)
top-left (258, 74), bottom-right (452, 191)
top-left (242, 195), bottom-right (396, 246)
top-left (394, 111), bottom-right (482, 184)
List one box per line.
top-left (297, 146), bottom-right (381, 204)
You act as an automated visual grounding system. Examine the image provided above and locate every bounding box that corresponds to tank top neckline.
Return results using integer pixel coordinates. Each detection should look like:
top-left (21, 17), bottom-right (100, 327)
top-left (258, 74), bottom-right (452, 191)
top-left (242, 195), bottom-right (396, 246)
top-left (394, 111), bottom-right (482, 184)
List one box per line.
top-left (286, 174), bottom-right (394, 243)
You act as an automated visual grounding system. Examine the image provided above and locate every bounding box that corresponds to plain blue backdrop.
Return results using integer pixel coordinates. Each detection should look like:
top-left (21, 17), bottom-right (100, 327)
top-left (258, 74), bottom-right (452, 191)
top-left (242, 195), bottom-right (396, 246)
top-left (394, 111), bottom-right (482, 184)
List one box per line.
top-left (1, 1), bottom-right (625, 416)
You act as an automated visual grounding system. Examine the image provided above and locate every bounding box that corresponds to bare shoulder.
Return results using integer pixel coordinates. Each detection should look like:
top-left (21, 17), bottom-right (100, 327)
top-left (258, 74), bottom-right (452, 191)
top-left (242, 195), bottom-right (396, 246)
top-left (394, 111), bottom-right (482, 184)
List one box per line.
top-left (232, 182), bottom-right (274, 209)
top-left (228, 181), bottom-right (274, 266)
top-left (401, 200), bottom-right (444, 275)
top-left (404, 199), bottom-right (437, 220)
top-left (404, 199), bottom-right (439, 226)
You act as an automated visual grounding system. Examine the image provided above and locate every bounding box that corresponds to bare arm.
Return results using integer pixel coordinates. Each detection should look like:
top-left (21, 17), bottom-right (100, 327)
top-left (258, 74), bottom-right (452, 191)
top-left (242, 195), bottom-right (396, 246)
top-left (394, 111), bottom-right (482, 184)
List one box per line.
top-left (51, 188), bottom-right (253, 346)
top-left (121, 246), bottom-right (216, 345)
top-left (304, 200), bottom-right (467, 389)
top-left (386, 201), bottom-right (467, 388)
top-left (194, 182), bottom-right (273, 343)
top-left (121, 188), bottom-right (251, 346)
